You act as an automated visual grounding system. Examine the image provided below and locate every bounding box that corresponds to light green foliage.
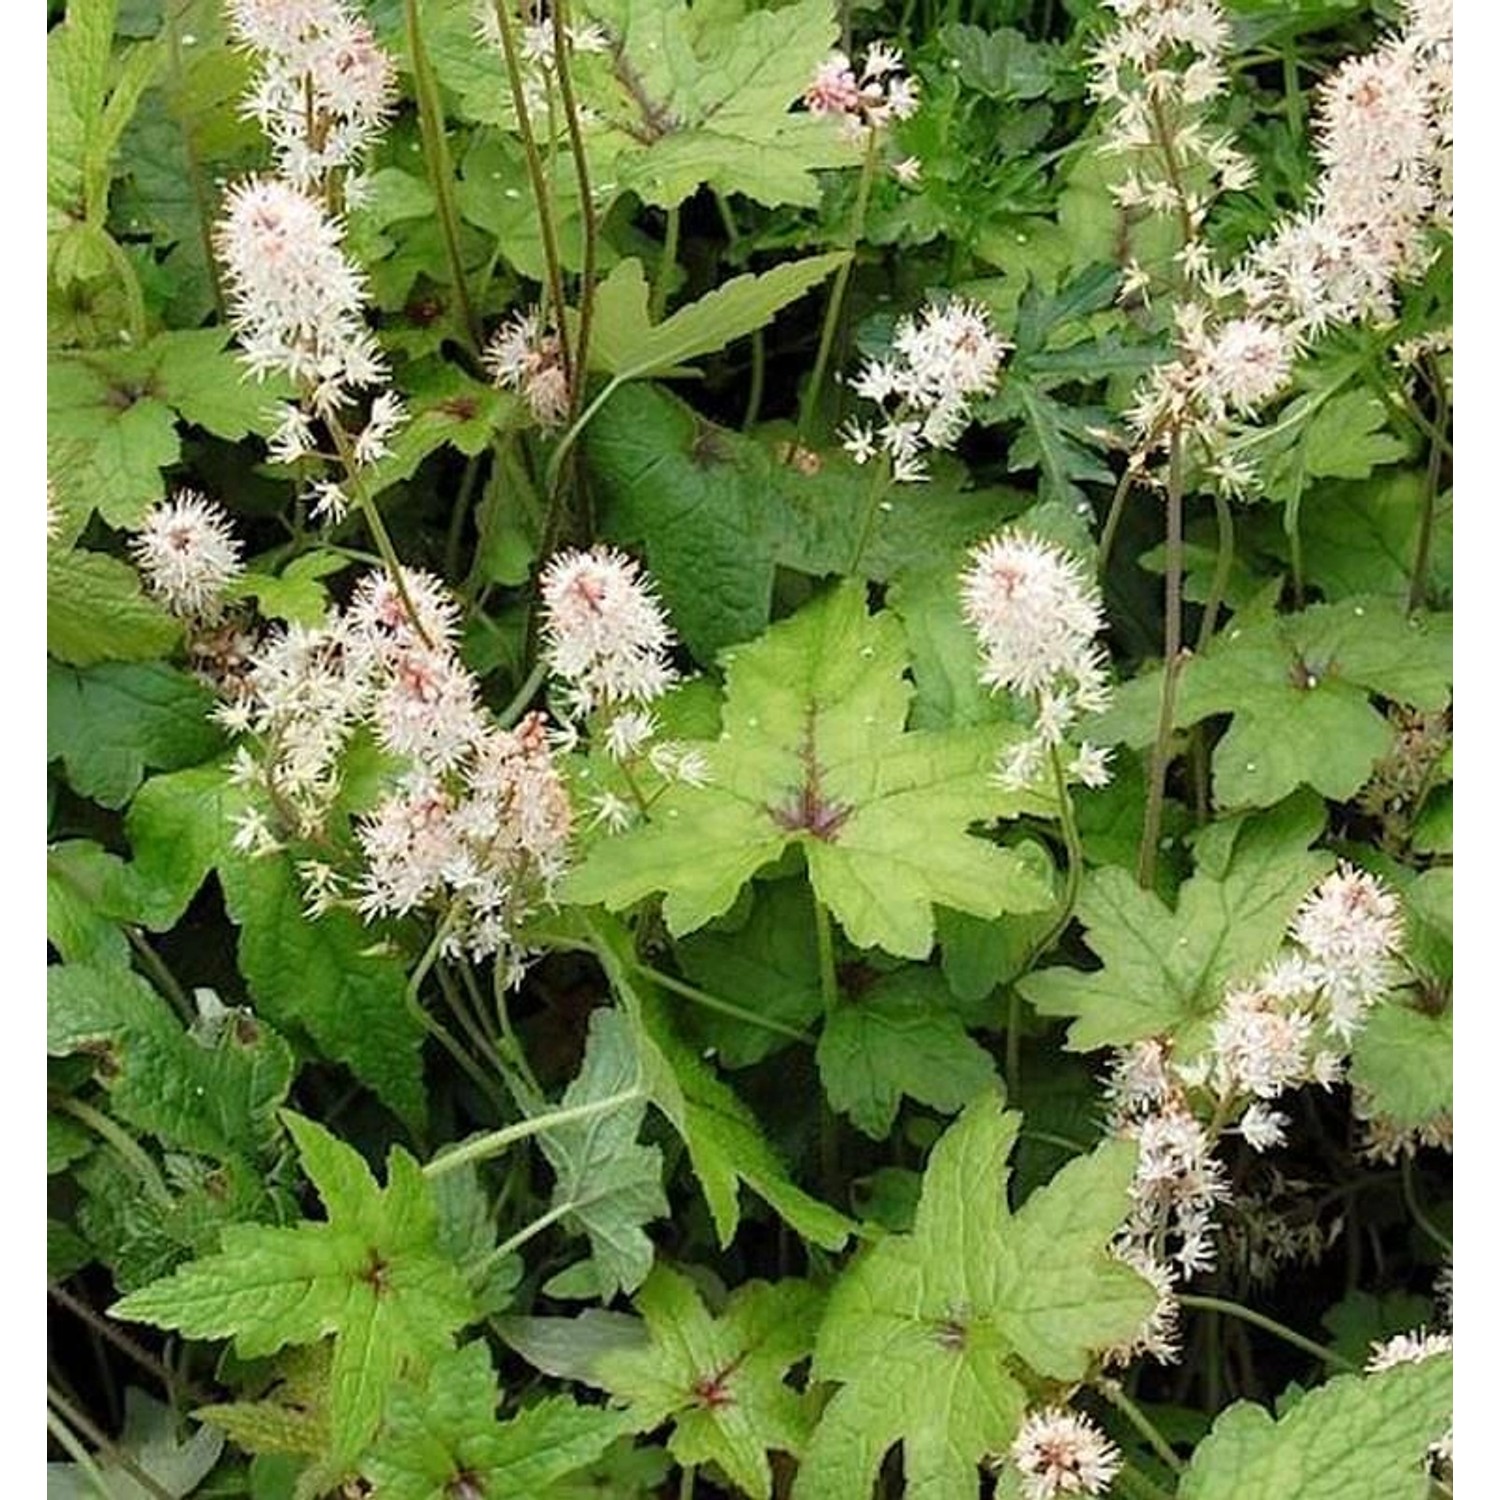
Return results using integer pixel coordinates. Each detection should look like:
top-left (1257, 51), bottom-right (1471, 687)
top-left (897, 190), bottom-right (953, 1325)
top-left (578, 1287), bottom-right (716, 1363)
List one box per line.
top-left (47, 839), bottom-right (139, 966)
top-left (1097, 597), bottom-right (1451, 808)
top-left (816, 968), bottom-right (998, 1138)
top-left (586, 253), bottom-right (848, 380)
top-left (1179, 1357), bottom-right (1452, 1500)
top-left (1020, 795), bottom-right (1331, 1052)
top-left (47, 661), bottom-right (222, 808)
top-left (48, 1388), bottom-right (224, 1500)
top-left (566, 582), bottom-right (1053, 959)
top-left (795, 1093), bottom-right (1154, 1500)
top-left (48, 963), bottom-right (295, 1161)
top-left (113, 1112), bottom-right (475, 1469)
top-left (586, 0), bottom-right (859, 207)
top-left (1300, 470), bottom-right (1451, 602)
top-left (47, 330), bottom-right (289, 525)
top-left (231, 551), bottom-right (350, 627)
top-left (537, 1007), bottom-right (667, 1300)
top-left (596, 1265), bottom-right (824, 1500)
top-left (47, 548), bottom-right (181, 667)
top-left (1350, 1003), bottom-right (1452, 1130)
top-left (364, 1341), bottom-right (629, 1500)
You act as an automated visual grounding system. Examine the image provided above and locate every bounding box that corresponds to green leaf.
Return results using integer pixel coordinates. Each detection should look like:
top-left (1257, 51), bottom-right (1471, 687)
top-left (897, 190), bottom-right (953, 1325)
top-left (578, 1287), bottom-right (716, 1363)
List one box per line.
top-left (1020, 796), bottom-right (1332, 1052)
top-left (587, 253), bottom-right (848, 380)
top-left (1349, 1002), bottom-right (1452, 1131)
top-left (537, 1008), bottom-right (667, 1300)
top-left (794, 1094), bottom-right (1154, 1500)
top-left (566, 583), bottom-right (1054, 959)
top-left (1299, 471), bottom-right (1451, 603)
top-left (1179, 1358), bottom-right (1452, 1500)
top-left (675, 879), bottom-right (823, 1067)
top-left (47, 1388), bottom-right (223, 1500)
top-left (596, 1266), bottom-right (824, 1500)
top-left (48, 963), bottom-right (296, 1161)
top-left (48, 548), bottom-right (181, 667)
top-left (47, 660), bottom-right (222, 808)
top-left (816, 969), bottom-right (998, 1139)
top-left (124, 761), bottom-right (235, 929)
top-left (219, 852), bottom-right (431, 1131)
top-left (232, 550), bottom-right (350, 626)
top-left (364, 1341), bottom-right (629, 1500)
top-left (587, 916), bottom-right (852, 1252)
top-left (48, 840), bottom-right (140, 966)
top-left (586, 0), bottom-right (859, 208)
top-left (1095, 598), bottom-right (1451, 808)
top-left (113, 1112), bottom-right (475, 1468)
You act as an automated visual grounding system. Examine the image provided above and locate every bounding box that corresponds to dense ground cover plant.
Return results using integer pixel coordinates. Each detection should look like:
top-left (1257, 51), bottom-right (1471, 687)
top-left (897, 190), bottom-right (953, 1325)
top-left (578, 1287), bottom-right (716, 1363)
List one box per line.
top-left (47, 0), bottom-right (1452, 1495)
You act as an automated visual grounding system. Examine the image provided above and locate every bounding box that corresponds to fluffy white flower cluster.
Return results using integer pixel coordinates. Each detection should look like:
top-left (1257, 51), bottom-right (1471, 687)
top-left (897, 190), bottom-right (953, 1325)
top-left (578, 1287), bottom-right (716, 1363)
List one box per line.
top-left (228, 0), bottom-right (395, 194)
top-left (841, 298), bottom-right (1008, 483)
top-left (539, 546), bottom-right (707, 831)
top-left (485, 307), bottom-right (571, 430)
top-left (1118, 0), bottom-right (1451, 487)
top-left (1010, 1407), bottom-right (1122, 1500)
top-left (130, 491), bottom-right (245, 622)
top-left (803, 42), bottom-right (920, 142)
top-left (1099, 863), bottom-right (1406, 1353)
top-left (1090, 0), bottom-right (1252, 230)
top-left (223, 565), bottom-right (572, 973)
top-left (960, 530), bottom-right (1114, 791)
top-left (219, 0), bottom-right (406, 522)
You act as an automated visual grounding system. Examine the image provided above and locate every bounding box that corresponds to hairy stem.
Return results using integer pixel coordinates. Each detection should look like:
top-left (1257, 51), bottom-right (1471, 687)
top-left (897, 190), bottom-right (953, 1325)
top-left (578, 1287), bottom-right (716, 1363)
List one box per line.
top-left (55, 1095), bottom-right (171, 1209)
top-left (1407, 354), bottom-right (1448, 613)
top-left (1095, 1379), bottom-right (1185, 1476)
top-left (1138, 431), bottom-right (1185, 889)
top-left (1196, 486), bottom-right (1235, 651)
top-left (796, 131), bottom-right (879, 452)
top-left (552, 0), bottom-right (598, 410)
top-left (651, 204), bottom-right (680, 323)
top-left (424, 1089), bottom-right (644, 1178)
top-left (405, 0), bottom-right (481, 352)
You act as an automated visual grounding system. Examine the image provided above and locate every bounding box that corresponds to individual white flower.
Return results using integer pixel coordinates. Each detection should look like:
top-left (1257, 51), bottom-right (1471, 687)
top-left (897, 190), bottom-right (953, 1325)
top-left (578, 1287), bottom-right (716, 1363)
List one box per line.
top-left (1238, 1102), bottom-right (1289, 1152)
top-left (485, 307), bottom-right (571, 428)
top-left (539, 546), bottom-right (677, 715)
top-left (1011, 1407), bottom-right (1122, 1499)
top-left (1290, 863), bottom-right (1402, 1039)
top-left (130, 491), bottom-right (244, 621)
top-left (803, 42), bottom-right (919, 140)
top-left (1366, 1328), bottom-right (1453, 1372)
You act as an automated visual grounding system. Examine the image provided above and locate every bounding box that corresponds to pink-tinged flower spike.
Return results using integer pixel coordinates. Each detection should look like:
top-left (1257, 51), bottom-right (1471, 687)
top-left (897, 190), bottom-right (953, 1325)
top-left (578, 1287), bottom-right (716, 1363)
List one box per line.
top-left (1011, 1407), bottom-right (1123, 1499)
top-left (539, 546), bottom-right (678, 717)
top-left (130, 491), bottom-right (244, 622)
top-left (485, 307), bottom-right (571, 429)
top-left (803, 42), bottom-right (920, 141)
top-left (215, 176), bottom-right (387, 409)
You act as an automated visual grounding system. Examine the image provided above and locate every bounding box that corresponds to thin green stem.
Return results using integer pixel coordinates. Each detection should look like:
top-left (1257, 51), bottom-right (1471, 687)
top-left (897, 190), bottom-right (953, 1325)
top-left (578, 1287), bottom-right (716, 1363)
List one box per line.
top-left (493, 963), bottom-right (543, 1098)
top-left (796, 132), bottom-right (879, 451)
top-left (406, 916), bottom-right (509, 1113)
top-left (56, 1095), bottom-right (171, 1208)
top-left (545, 374), bottom-right (622, 494)
top-left (126, 928), bottom-right (194, 1026)
top-left (322, 412), bottom-right (434, 650)
top-left (745, 329), bottom-right (766, 430)
top-left (1097, 464), bottom-right (1137, 575)
top-left (1400, 1155), bottom-right (1453, 1254)
top-left (1031, 742), bottom-right (1084, 959)
top-left (651, 205), bottom-right (680, 323)
top-left (1196, 487), bottom-right (1235, 652)
top-left (48, 1386), bottom-right (178, 1500)
top-left (46, 1408), bottom-right (116, 1500)
top-left (813, 897), bottom-right (839, 1016)
top-left (1178, 1294), bottom-right (1356, 1371)
top-left (634, 963), bottom-right (816, 1044)
top-left (424, 1089), bottom-right (644, 1178)
top-left (497, 659), bottom-right (550, 728)
top-left (847, 455), bottom-right (894, 576)
top-left (489, 0), bottom-right (573, 383)
top-left (1138, 431), bottom-right (1185, 889)
top-left (437, 963), bottom-right (510, 1080)
top-left (1115, 1464), bottom-right (1176, 1500)
top-left (679, 1464), bottom-right (696, 1500)
top-left (1407, 354), bottom-right (1448, 614)
top-left (405, 0), bottom-right (481, 352)
top-left (99, 231), bottom-right (148, 344)
top-left (487, 1197), bottom-right (578, 1268)
top-left (552, 0), bottom-right (598, 409)
top-left (445, 453), bottom-right (486, 583)
top-left (1095, 1380), bottom-right (1186, 1476)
